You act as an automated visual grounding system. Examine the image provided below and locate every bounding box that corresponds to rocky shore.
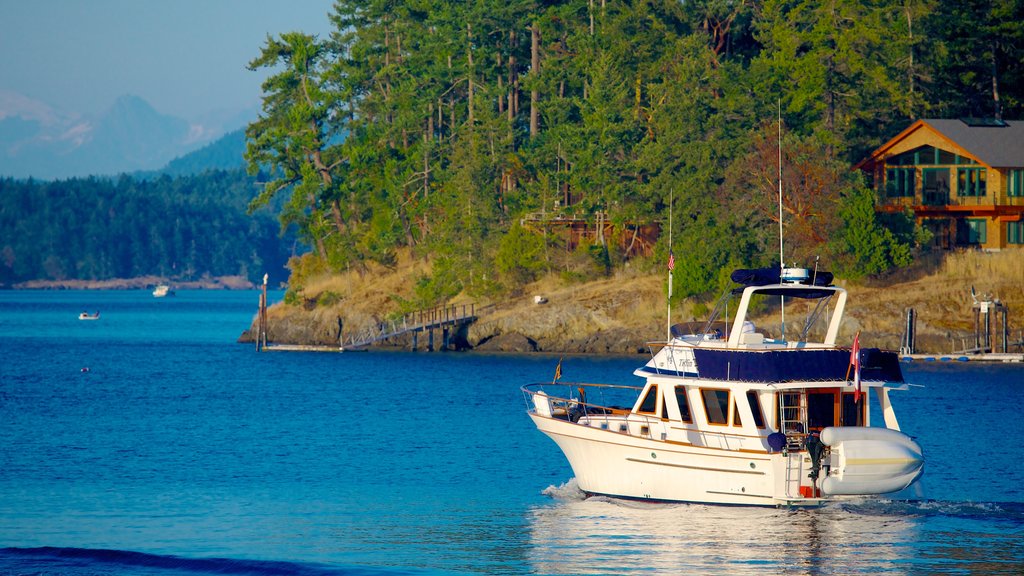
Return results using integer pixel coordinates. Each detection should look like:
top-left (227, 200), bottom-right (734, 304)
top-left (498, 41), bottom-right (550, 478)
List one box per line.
top-left (239, 249), bottom-right (1023, 355)
top-left (13, 275), bottom-right (256, 290)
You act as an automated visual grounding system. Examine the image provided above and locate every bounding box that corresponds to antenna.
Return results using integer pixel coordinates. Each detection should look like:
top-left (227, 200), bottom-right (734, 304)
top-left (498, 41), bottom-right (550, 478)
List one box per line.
top-left (778, 99), bottom-right (784, 270)
top-left (778, 99), bottom-right (786, 340)
top-left (666, 189), bottom-right (674, 342)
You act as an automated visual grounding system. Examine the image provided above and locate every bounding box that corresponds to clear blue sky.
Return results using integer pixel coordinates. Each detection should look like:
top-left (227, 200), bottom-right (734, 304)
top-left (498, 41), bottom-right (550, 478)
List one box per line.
top-left (0, 0), bottom-right (335, 120)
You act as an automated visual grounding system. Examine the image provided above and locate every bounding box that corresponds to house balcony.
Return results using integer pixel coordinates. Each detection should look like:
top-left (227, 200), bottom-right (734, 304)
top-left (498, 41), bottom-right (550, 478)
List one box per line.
top-left (878, 193), bottom-right (1024, 219)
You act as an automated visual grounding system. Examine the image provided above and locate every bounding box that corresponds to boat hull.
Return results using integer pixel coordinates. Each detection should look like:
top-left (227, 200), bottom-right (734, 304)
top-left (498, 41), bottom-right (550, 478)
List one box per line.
top-left (530, 414), bottom-right (925, 506)
top-left (531, 413), bottom-right (782, 506)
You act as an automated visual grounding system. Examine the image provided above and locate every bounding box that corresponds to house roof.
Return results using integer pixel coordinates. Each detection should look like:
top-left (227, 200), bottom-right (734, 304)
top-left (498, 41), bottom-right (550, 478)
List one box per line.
top-left (856, 118), bottom-right (1024, 170)
top-left (922, 119), bottom-right (1024, 167)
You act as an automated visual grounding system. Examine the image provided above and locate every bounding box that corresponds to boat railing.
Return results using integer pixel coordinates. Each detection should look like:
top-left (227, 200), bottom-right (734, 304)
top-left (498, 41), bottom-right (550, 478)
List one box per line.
top-left (522, 382), bottom-right (639, 424)
top-left (523, 382), bottom-right (778, 447)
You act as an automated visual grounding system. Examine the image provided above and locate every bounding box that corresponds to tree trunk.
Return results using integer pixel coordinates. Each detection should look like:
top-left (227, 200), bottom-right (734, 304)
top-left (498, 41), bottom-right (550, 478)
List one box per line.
top-left (509, 29), bottom-right (518, 121)
top-left (991, 40), bottom-right (1002, 120)
top-left (905, 2), bottom-right (915, 115)
top-left (467, 23), bottom-right (475, 127)
top-left (530, 22), bottom-right (540, 138)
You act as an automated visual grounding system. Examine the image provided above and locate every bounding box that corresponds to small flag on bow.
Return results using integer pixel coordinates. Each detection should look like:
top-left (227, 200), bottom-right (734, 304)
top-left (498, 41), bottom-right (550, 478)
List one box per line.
top-left (552, 357), bottom-right (563, 384)
top-left (668, 250), bottom-right (675, 271)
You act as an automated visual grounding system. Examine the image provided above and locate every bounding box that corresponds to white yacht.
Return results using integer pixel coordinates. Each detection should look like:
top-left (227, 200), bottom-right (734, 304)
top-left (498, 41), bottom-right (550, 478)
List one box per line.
top-left (523, 267), bottom-right (924, 506)
top-left (152, 285), bottom-right (174, 297)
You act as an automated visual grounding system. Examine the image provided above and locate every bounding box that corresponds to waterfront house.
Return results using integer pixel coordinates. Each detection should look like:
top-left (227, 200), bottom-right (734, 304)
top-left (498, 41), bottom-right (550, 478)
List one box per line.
top-left (855, 118), bottom-right (1024, 250)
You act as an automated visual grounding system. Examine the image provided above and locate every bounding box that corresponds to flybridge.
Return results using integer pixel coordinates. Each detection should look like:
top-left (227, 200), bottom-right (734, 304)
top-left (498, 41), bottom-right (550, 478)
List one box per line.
top-left (688, 347), bottom-right (904, 383)
top-left (729, 267), bottom-right (837, 299)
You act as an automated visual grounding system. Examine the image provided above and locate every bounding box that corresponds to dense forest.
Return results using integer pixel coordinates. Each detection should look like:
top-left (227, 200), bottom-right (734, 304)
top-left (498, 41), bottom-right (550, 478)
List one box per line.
top-left (0, 170), bottom-right (291, 287)
top-left (247, 0), bottom-right (1024, 305)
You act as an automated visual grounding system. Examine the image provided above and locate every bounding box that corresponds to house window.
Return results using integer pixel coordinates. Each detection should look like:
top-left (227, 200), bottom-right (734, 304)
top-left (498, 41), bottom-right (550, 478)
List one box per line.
top-left (966, 219), bottom-right (987, 244)
top-left (701, 388), bottom-right (730, 425)
top-left (1008, 221), bottom-right (1024, 245)
top-left (886, 168), bottom-right (915, 197)
top-left (958, 167), bottom-right (987, 197)
top-left (1009, 169), bottom-right (1024, 197)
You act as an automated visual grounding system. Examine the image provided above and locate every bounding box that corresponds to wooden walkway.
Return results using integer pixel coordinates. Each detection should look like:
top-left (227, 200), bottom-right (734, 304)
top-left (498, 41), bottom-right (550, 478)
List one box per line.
top-left (341, 303), bottom-right (478, 351)
top-left (259, 303), bottom-right (478, 353)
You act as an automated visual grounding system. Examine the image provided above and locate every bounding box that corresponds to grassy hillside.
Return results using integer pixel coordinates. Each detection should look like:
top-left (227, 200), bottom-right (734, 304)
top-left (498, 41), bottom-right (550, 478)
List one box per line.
top-left (250, 249), bottom-right (1023, 355)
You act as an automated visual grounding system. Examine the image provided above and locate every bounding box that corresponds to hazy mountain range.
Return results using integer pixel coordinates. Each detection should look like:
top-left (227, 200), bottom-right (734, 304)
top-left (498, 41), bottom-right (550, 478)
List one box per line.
top-left (0, 89), bottom-right (250, 179)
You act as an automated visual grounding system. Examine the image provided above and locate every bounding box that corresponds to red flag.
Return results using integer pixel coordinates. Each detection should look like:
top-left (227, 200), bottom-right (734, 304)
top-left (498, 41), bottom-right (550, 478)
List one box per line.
top-left (668, 251), bottom-right (675, 271)
top-left (849, 331), bottom-right (862, 403)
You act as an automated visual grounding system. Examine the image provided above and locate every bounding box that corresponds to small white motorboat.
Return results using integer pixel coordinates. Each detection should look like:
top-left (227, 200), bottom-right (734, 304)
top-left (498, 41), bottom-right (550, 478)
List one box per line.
top-left (152, 285), bottom-right (174, 297)
top-left (78, 311), bottom-right (100, 320)
top-left (523, 267), bottom-right (924, 507)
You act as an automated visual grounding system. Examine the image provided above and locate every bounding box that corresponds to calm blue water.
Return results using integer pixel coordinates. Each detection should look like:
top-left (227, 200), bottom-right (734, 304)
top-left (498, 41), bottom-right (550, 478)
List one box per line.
top-left (1, 290), bottom-right (1022, 575)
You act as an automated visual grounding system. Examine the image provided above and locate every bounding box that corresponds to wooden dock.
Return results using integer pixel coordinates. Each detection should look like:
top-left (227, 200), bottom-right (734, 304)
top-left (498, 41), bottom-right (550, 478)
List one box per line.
top-left (901, 353), bottom-right (1023, 363)
top-left (262, 303), bottom-right (478, 353)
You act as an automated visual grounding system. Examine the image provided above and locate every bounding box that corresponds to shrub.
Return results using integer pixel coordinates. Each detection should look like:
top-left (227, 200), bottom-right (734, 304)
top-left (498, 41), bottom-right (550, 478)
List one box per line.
top-left (496, 222), bottom-right (547, 285)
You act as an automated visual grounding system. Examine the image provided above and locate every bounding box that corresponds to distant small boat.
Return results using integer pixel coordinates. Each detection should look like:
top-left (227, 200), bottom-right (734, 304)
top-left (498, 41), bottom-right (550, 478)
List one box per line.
top-left (78, 312), bottom-right (100, 320)
top-left (153, 285), bottom-right (174, 297)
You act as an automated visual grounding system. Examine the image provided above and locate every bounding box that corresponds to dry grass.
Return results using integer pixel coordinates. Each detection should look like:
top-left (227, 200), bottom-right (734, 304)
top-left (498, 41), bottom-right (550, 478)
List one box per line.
top-left (838, 248), bottom-right (1023, 350)
top-left (260, 248), bottom-right (1023, 353)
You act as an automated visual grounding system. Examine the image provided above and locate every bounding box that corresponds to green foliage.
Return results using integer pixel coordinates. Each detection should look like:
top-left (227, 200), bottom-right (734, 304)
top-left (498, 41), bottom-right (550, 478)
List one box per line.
top-left (412, 256), bottom-right (464, 309)
top-left (832, 187), bottom-right (917, 279)
top-left (496, 223), bottom-right (547, 285)
top-left (317, 291), bottom-right (343, 307)
top-left (241, 0), bottom-right (1019, 297)
top-left (285, 253), bottom-right (329, 295)
top-left (0, 172), bottom-right (290, 287)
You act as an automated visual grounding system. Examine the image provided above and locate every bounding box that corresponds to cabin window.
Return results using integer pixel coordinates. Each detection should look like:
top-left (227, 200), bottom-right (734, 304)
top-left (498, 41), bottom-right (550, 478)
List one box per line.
top-left (661, 398), bottom-right (669, 421)
top-left (746, 391), bottom-right (766, 428)
top-left (1008, 221), bottom-right (1024, 245)
top-left (957, 167), bottom-right (987, 197)
top-left (807, 393), bottom-right (836, 431)
top-left (1009, 169), bottom-right (1024, 197)
top-left (701, 388), bottom-right (730, 426)
top-left (638, 385), bottom-right (659, 415)
top-left (732, 401), bottom-right (742, 427)
top-left (841, 392), bottom-right (864, 426)
top-left (673, 386), bottom-right (693, 423)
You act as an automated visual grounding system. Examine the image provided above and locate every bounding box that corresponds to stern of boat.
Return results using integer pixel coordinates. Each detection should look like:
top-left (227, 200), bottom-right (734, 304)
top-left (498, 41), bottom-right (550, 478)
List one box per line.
top-left (770, 426), bottom-right (924, 505)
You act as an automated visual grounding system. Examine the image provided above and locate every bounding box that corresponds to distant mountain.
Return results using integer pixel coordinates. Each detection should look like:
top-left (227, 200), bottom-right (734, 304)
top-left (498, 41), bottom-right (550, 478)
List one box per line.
top-left (159, 129), bottom-right (247, 176)
top-left (0, 90), bottom-right (250, 180)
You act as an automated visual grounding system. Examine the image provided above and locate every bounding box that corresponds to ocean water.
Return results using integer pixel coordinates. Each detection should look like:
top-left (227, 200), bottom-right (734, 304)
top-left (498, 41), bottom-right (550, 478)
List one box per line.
top-left (1, 290), bottom-right (1022, 575)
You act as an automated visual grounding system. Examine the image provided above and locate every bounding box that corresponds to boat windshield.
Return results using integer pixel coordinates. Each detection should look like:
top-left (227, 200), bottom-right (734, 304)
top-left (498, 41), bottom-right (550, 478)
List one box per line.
top-left (687, 268), bottom-right (840, 345)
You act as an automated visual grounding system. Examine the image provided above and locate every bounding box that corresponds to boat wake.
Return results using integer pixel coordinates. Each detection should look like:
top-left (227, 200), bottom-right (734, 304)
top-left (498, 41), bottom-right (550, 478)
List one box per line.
top-left (540, 478), bottom-right (587, 502)
top-left (0, 547), bottom-right (447, 576)
top-left (542, 476), bottom-right (1024, 524)
top-left (529, 480), bottom-right (1024, 574)
top-left (835, 498), bottom-right (1024, 523)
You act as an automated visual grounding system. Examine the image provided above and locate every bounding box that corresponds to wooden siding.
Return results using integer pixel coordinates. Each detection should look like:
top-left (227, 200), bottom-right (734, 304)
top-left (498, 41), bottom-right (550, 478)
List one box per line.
top-left (859, 121), bottom-right (1024, 250)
